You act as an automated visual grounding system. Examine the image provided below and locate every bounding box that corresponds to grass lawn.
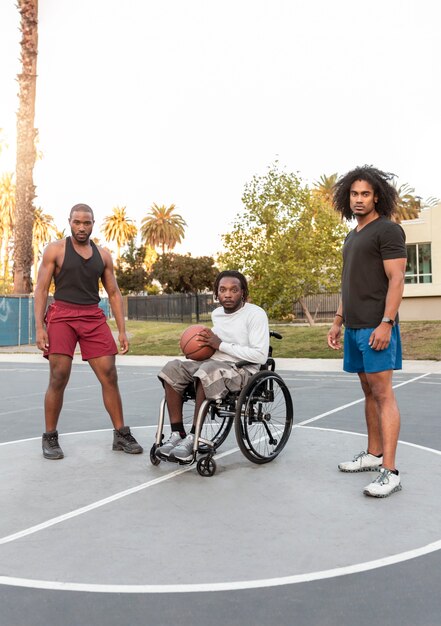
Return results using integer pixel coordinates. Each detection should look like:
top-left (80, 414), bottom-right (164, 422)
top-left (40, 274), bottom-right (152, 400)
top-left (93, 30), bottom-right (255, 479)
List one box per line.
top-left (109, 320), bottom-right (441, 361)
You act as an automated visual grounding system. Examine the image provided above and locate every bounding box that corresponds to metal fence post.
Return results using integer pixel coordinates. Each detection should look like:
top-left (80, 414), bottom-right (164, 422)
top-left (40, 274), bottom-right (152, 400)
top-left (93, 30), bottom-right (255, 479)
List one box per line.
top-left (18, 296), bottom-right (22, 346)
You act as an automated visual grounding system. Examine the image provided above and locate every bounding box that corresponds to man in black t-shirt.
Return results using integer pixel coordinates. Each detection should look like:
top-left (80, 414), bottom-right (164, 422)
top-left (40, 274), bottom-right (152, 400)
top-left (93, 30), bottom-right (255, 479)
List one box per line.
top-left (328, 166), bottom-right (406, 498)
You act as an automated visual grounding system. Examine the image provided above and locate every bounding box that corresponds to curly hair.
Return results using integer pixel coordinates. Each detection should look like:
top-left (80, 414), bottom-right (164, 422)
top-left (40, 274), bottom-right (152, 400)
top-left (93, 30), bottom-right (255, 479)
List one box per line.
top-left (333, 166), bottom-right (398, 220)
top-left (213, 270), bottom-right (249, 301)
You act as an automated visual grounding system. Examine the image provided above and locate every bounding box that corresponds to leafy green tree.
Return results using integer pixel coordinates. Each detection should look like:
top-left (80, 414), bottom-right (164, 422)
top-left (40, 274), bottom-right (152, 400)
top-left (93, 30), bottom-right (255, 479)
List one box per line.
top-left (152, 253), bottom-right (218, 293)
top-left (101, 205), bottom-right (137, 262)
top-left (219, 162), bottom-right (349, 320)
top-left (140, 203), bottom-right (186, 253)
top-left (115, 240), bottom-right (150, 294)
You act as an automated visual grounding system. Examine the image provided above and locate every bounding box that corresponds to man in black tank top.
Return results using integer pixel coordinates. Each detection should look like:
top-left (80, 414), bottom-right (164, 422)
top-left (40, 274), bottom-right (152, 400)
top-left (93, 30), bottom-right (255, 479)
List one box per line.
top-left (327, 167), bottom-right (406, 498)
top-left (34, 204), bottom-right (143, 459)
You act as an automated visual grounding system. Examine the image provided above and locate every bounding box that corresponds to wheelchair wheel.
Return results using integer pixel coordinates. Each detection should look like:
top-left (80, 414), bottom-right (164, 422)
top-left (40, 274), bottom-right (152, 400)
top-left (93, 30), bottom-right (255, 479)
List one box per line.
top-left (234, 371), bottom-right (293, 464)
top-left (197, 455), bottom-right (217, 477)
top-left (197, 401), bottom-right (234, 452)
top-left (149, 444), bottom-right (161, 466)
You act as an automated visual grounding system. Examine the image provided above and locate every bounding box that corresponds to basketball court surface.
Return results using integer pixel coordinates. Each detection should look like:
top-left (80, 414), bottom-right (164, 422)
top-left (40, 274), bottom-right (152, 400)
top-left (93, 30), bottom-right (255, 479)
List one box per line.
top-left (0, 352), bottom-right (440, 626)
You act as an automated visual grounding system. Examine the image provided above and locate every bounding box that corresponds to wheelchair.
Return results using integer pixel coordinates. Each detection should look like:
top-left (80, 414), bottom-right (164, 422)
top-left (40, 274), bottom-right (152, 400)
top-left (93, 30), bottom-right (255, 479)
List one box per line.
top-left (149, 331), bottom-right (294, 477)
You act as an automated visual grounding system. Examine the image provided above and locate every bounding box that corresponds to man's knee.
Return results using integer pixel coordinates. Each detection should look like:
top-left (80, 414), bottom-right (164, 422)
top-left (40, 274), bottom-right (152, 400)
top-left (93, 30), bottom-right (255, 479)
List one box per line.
top-left (89, 356), bottom-right (119, 386)
top-left (364, 372), bottom-right (395, 404)
top-left (160, 359), bottom-right (184, 379)
top-left (49, 363), bottom-right (71, 390)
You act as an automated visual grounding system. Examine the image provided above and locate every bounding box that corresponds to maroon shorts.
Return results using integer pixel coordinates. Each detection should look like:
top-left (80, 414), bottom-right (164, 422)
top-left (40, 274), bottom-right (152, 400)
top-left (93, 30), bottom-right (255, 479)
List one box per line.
top-left (43, 300), bottom-right (118, 361)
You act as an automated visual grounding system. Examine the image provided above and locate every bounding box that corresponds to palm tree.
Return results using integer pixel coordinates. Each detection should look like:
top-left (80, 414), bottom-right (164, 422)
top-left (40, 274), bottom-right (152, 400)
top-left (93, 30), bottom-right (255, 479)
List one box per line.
top-left (32, 207), bottom-right (56, 284)
top-left (13, 0), bottom-right (39, 294)
top-left (394, 182), bottom-right (439, 222)
top-left (140, 203), bottom-right (186, 253)
top-left (0, 172), bottom-right (16, 284)
top-left (101, 205), bottom-right (137, 262)
top-left (312, 173), bottom-right (339, 207)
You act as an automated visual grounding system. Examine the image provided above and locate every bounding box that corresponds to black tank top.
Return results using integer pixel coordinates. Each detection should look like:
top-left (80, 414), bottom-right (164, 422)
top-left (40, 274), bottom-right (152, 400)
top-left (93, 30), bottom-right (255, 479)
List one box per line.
top-left (54, 237), bottom-right (105, 304)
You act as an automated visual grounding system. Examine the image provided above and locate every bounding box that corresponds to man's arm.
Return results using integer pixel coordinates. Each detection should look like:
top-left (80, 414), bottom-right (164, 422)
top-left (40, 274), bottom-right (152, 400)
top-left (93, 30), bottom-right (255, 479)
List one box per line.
top-left (100, 249), bottom-right (129, 354)
top-left (369, 257), bottom-right (406, 351)
top-left (34, 243), bottom-right (58, 351)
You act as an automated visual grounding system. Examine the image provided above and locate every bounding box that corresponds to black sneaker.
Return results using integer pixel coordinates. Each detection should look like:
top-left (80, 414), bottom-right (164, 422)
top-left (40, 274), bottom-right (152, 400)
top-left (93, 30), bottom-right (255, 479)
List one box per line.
top-left (42, 430), bottom-right (64, 460)
top-left (112, 426), bottom-right (143, 454)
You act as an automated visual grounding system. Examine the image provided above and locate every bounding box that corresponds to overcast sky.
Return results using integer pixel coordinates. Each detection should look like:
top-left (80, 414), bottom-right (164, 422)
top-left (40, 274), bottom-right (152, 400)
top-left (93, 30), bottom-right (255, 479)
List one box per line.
top-left (1, 0), bottom-right (440, 257)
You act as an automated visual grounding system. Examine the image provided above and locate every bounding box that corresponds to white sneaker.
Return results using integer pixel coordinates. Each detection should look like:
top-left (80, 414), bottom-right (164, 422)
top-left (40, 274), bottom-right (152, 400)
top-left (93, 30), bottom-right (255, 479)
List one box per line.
top-left (172, 434), bottom-right (196, 462)
top-left (363, 468), bottom-right (402, 498)
top-left (338, 450), bottom-right (383, 473)
top-left (157, 432), bottom-right (184, 457)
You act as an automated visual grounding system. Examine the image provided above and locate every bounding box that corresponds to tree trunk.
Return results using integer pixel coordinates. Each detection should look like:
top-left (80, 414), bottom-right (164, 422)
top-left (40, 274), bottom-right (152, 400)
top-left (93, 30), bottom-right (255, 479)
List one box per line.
top-left (13, 0), bottom-right (39, 294)
top-left (298, 297), bottom-right (315, 326)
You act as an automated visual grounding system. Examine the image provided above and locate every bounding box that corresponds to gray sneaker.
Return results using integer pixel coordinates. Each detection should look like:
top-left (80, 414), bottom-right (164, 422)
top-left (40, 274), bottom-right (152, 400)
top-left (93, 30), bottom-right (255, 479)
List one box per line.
top-left (42, 430), bottom-right (64, 460)
top-left (172, 434), bottom-right (196, 462)
top-left (157, 431), bottom-right (184, 457)
top-left (338, 450), bottom-right (383, 473)
top-left (112, 426), bottom-right (143, 454)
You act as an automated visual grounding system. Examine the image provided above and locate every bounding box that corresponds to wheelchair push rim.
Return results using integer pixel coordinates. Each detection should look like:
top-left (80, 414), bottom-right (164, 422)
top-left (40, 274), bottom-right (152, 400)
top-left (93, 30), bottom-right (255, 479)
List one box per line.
top-left (234, 370), bottom-right (293, 464)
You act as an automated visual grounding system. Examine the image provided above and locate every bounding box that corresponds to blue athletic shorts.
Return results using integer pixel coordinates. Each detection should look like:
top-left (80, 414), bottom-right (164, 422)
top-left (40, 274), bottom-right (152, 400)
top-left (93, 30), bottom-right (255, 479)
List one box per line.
top-left (343, 326), bottom-right (402, 374)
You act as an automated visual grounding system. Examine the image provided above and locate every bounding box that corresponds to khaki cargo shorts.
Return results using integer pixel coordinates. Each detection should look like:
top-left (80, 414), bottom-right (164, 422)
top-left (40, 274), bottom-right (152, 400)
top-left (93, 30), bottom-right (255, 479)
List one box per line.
top-left (158, 359), bottom-right (258, 401)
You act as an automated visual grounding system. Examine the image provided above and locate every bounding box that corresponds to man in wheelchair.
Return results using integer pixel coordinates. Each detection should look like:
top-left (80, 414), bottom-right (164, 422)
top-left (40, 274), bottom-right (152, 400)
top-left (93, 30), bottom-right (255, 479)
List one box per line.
top-left (157, 270), bottom-right (269, 462)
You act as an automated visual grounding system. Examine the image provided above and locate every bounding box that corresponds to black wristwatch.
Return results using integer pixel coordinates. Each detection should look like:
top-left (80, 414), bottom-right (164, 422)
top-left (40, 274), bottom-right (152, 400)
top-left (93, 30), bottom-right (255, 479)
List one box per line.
top-left (381, 316), bottom-right (395, 327)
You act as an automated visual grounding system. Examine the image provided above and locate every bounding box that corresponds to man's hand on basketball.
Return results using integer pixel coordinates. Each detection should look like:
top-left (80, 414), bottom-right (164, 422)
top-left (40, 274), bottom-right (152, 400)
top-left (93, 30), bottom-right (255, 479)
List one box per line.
top-left (327, 324), bottom-right (342, 350)
top-left (36, 328), bottom-right (49, 352)
top-left (368, 324), bottom-right (391, 351)
top-left (198, 328), bottom-right (221, 350)
top-left (118, 332), bottom-right (129, 354)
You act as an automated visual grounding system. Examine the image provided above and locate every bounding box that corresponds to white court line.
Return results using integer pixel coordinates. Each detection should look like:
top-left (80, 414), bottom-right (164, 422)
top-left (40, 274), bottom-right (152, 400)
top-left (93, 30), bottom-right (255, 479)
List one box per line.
top-left (2, 537), bottom-right (441, 593)
top-left (1, 430), bottom-right (441, 593)
top-left (0, 371), bottom-right (439, 593)
top-left (0, 425), bottom-right (154, 447)
top-left (299, 424), bottom-right (441, 455)
top-left (0, 444), bottom-right (240, 547)
top-left (297, 372), bottom-right (430, 426)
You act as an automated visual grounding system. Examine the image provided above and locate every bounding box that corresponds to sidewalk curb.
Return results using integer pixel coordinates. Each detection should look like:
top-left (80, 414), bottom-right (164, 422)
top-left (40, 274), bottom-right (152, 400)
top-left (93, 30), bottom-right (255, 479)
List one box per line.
top-left (0, 352), bottom-right (440, 373)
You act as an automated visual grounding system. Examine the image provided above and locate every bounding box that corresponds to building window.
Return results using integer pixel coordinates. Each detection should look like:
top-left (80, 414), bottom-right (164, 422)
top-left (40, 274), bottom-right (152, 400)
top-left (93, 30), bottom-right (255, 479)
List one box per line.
top-left (405, 243), bottom-right (432, 284)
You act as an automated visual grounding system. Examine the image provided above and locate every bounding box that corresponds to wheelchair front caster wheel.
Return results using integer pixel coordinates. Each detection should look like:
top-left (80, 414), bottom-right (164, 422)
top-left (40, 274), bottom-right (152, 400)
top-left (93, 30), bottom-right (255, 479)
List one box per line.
top-left (197, 455), bottom-right (217, 477)
top-left (149, 444), bottom-right (161, 466)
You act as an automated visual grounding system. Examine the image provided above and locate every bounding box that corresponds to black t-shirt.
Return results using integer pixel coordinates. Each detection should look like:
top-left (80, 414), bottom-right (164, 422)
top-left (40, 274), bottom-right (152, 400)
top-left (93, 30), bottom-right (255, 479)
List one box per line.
top-left (341, 217), bottom-right (406, 328)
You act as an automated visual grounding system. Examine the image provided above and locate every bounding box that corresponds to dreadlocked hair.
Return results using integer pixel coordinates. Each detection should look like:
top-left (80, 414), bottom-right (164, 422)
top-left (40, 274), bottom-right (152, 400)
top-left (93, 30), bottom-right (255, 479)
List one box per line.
top-left (333, 165), bottom-right (398, 221)
top-left (214, 270), bottom-right (249, 301)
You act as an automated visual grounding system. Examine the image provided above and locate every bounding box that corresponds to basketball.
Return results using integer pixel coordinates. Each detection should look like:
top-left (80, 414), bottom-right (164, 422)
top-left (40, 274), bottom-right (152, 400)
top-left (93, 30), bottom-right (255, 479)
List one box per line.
top-left (179, 324), bottom-right (215, 361)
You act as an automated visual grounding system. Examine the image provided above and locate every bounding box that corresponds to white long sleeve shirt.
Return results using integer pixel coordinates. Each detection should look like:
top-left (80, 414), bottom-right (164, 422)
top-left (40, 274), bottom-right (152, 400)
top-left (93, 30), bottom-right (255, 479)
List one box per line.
top-left (211, 302), bottom-right (269, 365)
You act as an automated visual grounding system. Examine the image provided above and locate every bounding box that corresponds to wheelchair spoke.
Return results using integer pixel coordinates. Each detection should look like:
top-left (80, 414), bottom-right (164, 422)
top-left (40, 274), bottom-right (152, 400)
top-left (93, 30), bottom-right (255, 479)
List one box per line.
top-left (235, 371), bottom-right (293, 464)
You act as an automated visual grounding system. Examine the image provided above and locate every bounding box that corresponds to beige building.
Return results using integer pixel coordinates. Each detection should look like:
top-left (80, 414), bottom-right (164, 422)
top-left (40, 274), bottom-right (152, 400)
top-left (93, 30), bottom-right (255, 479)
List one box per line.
top-left (400, 204), bottom-right (441, 320)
